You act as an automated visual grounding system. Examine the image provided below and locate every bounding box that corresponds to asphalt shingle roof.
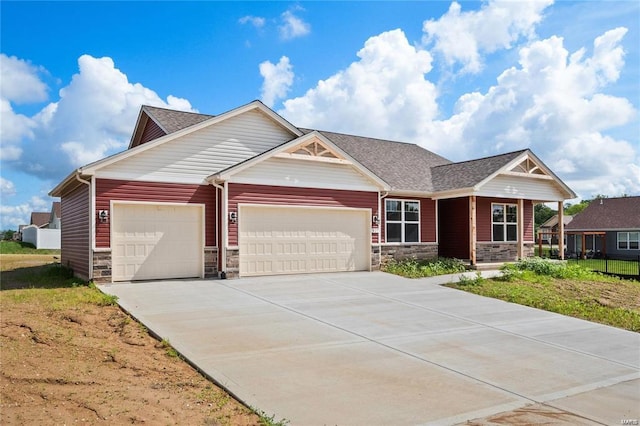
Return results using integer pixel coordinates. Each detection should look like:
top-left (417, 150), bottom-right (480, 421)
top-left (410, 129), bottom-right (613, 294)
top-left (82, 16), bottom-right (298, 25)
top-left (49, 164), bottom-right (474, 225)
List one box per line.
top-left (139, 105), bottom-right (544, 194)
top-left (30, 212), bottom-right (50, 227)
top-left (52, 201), bottom-right (61, 218)
top-left (143, 106), bottom-right (214, 134)
top-left (431, 150), bottom-right (527, 192)
top-left (312, 130), bottom-right (452, 192)
top-left (566, 197), bottom-right (640, 230)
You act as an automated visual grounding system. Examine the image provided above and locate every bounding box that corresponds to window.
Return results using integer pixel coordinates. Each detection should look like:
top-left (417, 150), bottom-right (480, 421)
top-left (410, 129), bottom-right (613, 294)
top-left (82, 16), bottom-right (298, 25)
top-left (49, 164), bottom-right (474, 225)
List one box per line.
top-left (385, 199), bottom-right (420, 243)
top-left (492, 203), bottom-right (518, 242)
top-left (617, 232), bottom-right (639, 250)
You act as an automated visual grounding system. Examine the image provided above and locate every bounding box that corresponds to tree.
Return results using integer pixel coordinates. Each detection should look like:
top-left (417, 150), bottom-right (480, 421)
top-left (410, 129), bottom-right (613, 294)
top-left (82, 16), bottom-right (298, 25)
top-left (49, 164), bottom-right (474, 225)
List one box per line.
top-left (534, 204), bottom-right (556, 228)
top-left (2, 230), bottom-right (16, 240)
top-left (564, 200), bottom-right (590, 216)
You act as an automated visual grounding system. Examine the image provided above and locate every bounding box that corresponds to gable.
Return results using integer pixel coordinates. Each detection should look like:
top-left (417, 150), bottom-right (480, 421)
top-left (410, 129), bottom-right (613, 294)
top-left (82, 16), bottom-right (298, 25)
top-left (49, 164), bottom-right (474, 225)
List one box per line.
top-left (96, 109), bottom-right (297, 184)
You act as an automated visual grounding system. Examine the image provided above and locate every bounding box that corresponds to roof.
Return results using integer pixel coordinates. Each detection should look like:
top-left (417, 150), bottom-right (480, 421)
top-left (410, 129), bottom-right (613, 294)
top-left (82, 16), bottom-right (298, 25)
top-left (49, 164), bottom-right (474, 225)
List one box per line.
top-left (566, 196), bottom-right (640, 231)
top-left (30, 212), bottom-right (50, 227)
top-left (143, 105), bottom-right (214, 134)
top-left (539, 214), bottom-right (573, 228)
top-left (431, 150), bottom-right (527, 192)
top-left (52, 201), bottom-right (61, 218)
top-left (310, 130), bottom-right (452, 192)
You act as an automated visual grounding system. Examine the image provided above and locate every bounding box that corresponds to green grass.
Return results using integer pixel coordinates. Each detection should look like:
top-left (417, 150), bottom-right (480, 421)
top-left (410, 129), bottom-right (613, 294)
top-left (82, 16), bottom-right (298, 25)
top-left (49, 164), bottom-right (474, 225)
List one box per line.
top-left (448, 258), bottom-right (640, 332)
top-left (382, 257), bottom-right (467, 278)
top-left (0, 240), bottom-right (60, 255)
top-left (568, 258), bottom-right (640, 277)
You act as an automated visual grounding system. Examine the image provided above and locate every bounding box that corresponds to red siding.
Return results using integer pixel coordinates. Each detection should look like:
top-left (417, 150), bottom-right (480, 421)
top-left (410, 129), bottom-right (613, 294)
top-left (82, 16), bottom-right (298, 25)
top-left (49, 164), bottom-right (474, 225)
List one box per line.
top-left (381, 197), bottom-right (436, 243)
top-left (477, 197), bottom-right (535, 242)
top-left (95, 179), bottom-right (217, 248)
top-left (61, 182), bottom-right (90, 280)
top-left (140, 119), bottom-right (166, 144)
top-left (438, 198), bottom-right (470, 259)
top-left (227, 183), bottom-right (378, 246)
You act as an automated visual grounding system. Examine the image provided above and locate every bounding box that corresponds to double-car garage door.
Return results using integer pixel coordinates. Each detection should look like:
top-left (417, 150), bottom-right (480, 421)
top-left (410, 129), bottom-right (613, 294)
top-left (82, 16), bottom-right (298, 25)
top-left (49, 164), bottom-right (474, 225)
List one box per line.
top-left (111, 203), bottom-right (370, 281)
top-left (239, 205), bottom-right (370, 276)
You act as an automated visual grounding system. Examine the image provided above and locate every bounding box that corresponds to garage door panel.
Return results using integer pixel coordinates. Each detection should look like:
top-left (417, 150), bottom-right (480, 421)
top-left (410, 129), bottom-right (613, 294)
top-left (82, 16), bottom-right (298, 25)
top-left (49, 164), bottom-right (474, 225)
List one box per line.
top-left (112, 204), bottom-right (203, 282)
top-left (239, 206), bottom-right (369, 277)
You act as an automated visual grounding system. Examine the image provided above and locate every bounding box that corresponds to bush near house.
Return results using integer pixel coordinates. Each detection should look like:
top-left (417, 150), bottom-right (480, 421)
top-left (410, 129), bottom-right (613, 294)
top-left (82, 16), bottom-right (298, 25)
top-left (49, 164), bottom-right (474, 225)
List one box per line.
top-left (382, 257), bottom-right (467, 278)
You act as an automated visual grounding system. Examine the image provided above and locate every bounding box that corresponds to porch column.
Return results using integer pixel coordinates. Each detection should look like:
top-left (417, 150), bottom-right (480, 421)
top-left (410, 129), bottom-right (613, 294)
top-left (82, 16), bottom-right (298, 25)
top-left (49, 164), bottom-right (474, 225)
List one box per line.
top-left (469, 196), bottom-right (477, 265)
top-left (517, 198), bottom-right (524, 259)
top-left (558, 201), bottom-right (565, 260)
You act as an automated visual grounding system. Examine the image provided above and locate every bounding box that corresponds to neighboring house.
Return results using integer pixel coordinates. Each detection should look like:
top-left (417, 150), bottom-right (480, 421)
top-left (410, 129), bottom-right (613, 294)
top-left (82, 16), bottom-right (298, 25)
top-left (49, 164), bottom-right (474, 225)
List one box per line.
top-left (22, 203), bottom-right (62, 249)
top-left (50, 101), bottom-right (575, 283)
top-left (30, 212), bottom-right (50, 228)
top-left (49, 201), bottom-right (62, 229)
top-left (565, 196), bottom-right (640, 258)
top-left (539, 214), bottom-right (573, 244)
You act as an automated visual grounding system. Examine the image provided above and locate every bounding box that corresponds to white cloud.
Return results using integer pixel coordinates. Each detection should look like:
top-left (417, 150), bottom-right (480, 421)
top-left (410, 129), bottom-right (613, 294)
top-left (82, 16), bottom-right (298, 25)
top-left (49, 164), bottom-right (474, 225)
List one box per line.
top-left (0, 177), bottom-right (16, 197)
top-left (425, 29), bottom-right (637, 198)
top-left (259, 56), bottom-right (294, 107)
top-left (423, 0), bottom-right (553, 73)
top-left (0, 195), bottom-right (50, 230)
top-left (239, 15), bottom-right (266, 29)
top-left (0, 54), bottom-right (48, 103)
top-left (2, 54), bottom-right (195, 180)
top-left (279, 10), bottom-right (310, 40)
top-left (280, 29), bottom-right (438, 143)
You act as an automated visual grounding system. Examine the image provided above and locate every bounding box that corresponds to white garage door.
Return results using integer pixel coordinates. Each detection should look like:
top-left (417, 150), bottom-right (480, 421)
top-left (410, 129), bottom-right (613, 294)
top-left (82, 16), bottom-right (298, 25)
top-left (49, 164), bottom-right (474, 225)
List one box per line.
top-left (112, 203), bottom-right (203, 282)
top-left (239, 205), bottom-right (370, 277)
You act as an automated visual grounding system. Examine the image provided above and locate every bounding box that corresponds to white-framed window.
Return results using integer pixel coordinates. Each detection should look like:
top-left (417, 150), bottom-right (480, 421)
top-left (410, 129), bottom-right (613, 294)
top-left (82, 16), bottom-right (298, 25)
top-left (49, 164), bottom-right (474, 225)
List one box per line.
top-left (385, 199), bottom-right (420, 243)
top-left (617, 232), bottom-right (639, 250)
top-left (492, 203), bottom-right (518, 242)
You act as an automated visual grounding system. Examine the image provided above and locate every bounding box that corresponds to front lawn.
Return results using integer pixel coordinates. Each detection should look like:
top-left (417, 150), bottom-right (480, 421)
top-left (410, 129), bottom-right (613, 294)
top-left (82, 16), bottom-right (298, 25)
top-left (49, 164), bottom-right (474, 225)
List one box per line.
top-left (447, 258), bottom-right (640, 332)
top-left (0, 240), bottom-right (60, 255)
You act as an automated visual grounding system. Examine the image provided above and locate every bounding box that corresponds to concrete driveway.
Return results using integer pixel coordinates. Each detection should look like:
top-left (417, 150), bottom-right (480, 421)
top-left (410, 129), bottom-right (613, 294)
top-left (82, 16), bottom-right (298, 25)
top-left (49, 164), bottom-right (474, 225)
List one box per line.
top-left (100, 271), bottom-right (640, 425)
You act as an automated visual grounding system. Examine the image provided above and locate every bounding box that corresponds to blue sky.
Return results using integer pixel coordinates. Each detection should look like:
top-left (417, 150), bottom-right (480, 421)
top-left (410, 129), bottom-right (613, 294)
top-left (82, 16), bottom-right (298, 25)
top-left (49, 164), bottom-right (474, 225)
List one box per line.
top-left (1, 1), bottom-right (638, 230)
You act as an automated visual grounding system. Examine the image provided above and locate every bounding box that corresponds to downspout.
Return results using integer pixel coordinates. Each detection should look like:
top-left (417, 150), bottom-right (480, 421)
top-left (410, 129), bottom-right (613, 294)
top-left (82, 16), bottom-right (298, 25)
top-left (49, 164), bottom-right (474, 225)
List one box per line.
top-left (209, 180), bottom-right (226, 278)
top-left (379, 191), bottom-right (389, 248)
top-left (74, 171), bottom-right (92, 280)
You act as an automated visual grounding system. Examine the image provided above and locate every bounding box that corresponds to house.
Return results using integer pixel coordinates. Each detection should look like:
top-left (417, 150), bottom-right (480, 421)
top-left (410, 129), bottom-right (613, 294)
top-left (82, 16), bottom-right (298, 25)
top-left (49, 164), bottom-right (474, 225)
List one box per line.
top-left (565, 196), bottom-right (640, 258)
top-left (30, 212), bottom-right (50, 228)
top-left (539, 214), bottom-right (573, 244)
top-left (50, 101), bottom-right (576, 283)
top-left (21, 202), bottom-right (62, 249)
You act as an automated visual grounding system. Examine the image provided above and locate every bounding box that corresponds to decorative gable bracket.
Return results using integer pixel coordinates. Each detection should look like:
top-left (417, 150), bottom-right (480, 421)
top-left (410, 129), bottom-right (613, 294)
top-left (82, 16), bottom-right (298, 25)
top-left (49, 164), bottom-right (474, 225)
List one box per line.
top-left (275, 138), bottom-right (352, 165)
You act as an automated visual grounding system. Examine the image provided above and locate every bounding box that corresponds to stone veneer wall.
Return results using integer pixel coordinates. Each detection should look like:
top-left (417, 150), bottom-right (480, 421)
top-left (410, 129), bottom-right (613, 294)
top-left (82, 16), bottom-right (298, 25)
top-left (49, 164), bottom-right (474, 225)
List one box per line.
top-left (91, 248), bottom-right (218, 283)
top-left (380, 244), bottom-right (438, 265)
top-left (371, 246), bottom-right (381, 270)
top-left (225, 248), bottom-right (240, 279)
top-left (92, 251), bottom-right (112, 284)
top-left (204, 247), bottom-right (218, 278)
top-left (476, 243), bottom-right (535, 263)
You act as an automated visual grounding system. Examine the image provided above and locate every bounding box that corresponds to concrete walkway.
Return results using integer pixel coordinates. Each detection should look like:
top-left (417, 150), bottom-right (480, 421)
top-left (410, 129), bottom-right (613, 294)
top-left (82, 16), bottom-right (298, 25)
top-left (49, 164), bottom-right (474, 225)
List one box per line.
top-left (100, 271), bottom-right (640, 425)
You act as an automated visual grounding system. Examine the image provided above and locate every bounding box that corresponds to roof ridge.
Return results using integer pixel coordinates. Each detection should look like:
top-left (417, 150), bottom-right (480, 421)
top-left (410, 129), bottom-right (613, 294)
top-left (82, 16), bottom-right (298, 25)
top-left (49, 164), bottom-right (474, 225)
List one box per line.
top-left (142, 105), bottom-right (214, 117)
top-left (310, 128), bottom-right (421, 147)
top-left (433, 148), bottom-right (528, 168)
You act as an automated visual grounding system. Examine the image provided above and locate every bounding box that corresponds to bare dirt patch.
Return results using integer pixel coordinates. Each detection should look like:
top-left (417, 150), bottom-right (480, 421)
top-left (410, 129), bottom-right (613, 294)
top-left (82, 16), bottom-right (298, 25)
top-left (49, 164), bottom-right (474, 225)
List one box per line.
top-left (1, 255), bottom-right (260, 425)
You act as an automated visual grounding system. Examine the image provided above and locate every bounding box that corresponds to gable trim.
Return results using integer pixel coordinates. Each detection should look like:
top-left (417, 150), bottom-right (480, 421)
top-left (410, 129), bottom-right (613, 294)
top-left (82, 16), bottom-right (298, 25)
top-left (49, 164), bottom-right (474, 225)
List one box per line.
top-left (80, 101), bottom-right (303, 175)
top-left (208, 131), bottom-right (390, 191)
top-left (474, 150), bottom-right (576, 199)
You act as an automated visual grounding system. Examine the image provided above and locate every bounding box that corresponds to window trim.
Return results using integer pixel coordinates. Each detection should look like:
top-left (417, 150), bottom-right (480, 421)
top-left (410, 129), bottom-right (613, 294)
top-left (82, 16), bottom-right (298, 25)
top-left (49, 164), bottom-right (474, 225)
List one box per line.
top-left (491, 203), bottom-right (518, 242)
top-left (617, 231), bottom-right (639, 250)
top-left (385, 199), bottom-right (421, 243)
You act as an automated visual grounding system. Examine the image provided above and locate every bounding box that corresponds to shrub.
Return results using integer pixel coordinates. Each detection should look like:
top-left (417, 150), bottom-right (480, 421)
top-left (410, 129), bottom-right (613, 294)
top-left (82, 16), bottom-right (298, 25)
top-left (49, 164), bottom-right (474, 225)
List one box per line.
top-left (382, 257), bottom-right (467, 278)
top-left (501, 257), bottom-right (605, 281)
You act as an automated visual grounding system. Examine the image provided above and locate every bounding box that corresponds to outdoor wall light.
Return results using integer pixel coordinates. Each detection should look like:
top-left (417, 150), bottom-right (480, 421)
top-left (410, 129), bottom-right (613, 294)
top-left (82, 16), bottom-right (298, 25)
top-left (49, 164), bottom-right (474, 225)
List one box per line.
top-left (229, 211), bottom-right (238, 223)
top-left (372, 214), bottom-right (380, 225)
top-left (98, 210), bottom-right (109, 223)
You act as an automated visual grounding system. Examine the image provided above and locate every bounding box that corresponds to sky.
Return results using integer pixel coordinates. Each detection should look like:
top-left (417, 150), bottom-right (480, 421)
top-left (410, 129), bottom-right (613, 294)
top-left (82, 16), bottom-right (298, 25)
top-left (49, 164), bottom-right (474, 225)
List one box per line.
top-left (1, 1), bottom-right (639, 230)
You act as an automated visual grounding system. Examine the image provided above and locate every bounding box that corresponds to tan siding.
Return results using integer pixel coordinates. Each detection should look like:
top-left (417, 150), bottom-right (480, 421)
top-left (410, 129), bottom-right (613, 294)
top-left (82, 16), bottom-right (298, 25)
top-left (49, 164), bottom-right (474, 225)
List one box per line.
top-left (95, 179), bottom-right (216, 248)
top-left (231, 157), bottom-right (379, 192)
top-left (477, 175), bottom-right (565, 201)
top-left (61, 183), bottom-right (90, 280)
top-left (228, 183), bottom-right (378, 246)
top-left (97, 110), bottom-right (295, 184)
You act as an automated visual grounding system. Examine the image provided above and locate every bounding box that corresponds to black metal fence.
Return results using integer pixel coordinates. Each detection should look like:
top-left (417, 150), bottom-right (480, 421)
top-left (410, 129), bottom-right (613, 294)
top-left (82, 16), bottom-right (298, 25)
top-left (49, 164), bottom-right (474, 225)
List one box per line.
top-left (568, 254), bottom-right (640, 280)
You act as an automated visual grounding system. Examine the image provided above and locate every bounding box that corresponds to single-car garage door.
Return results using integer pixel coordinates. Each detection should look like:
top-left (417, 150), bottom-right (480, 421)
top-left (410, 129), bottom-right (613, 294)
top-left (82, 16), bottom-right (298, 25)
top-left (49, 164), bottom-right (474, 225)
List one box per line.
top-left (111, 203), bottom-right (204, 282)
top-left (239, 205), bottom-right (370, 276)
